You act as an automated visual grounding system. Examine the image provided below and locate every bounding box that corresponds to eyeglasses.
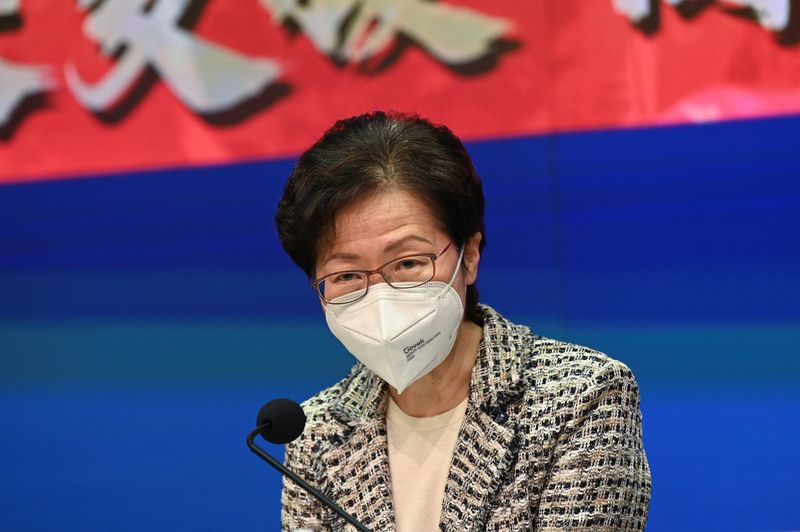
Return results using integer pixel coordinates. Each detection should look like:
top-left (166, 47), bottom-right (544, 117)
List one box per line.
top-left (312, 240), bottom-right (454, 304)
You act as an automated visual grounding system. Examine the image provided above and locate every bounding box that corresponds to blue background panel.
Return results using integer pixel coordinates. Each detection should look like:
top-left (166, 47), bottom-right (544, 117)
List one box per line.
top-left (1, 115), bottom-right (800, 530)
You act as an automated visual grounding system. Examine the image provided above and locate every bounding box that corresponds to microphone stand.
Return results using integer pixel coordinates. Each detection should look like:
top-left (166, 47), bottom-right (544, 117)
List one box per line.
top-left (247, 425), bottom-right (371, 532)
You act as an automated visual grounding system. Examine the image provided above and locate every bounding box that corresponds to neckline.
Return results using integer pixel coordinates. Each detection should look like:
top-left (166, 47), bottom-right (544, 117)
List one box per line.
top-left (386, 395), bottom-right (469, 431)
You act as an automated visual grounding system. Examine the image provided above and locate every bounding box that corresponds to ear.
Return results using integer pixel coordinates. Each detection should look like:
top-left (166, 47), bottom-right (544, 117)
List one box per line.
top-left (461, 232), bottom-right (482, 286)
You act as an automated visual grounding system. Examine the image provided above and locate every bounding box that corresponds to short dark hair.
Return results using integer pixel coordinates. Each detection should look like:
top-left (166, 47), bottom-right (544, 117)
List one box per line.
top-left (275, 111), bottom-right (487, 326)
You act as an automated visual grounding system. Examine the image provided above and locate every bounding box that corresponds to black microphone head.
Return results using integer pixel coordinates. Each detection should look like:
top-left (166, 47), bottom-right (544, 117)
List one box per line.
top-left (256, 398), bottom-right (306, 444)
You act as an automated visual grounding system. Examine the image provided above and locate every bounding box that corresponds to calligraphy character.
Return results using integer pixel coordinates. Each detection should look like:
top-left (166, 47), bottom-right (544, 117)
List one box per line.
top-left (66, 0), bottom-right (281, 114)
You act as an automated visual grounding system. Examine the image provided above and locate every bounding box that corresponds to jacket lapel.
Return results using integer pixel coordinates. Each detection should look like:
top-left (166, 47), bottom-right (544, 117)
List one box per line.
top-left (439, 405), bottom-right (519, 531)
top-left (440, 307), bottom-right (530, 530)
top-left (320, 418), bottom-right (396, 531)
top-left (320, 365), bottom-right (396, 531)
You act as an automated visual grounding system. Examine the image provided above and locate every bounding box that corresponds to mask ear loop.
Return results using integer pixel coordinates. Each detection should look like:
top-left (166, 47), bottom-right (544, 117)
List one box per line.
top-left (437, 246), bottom-right (465, 300)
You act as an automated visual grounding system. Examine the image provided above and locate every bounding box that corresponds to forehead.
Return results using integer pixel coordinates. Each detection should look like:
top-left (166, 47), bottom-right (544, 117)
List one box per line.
top-left (318, 189), bottom-right (443, 260)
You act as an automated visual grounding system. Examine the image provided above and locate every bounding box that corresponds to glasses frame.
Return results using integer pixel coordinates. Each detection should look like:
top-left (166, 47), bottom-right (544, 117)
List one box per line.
top-left (311, 240), bottom-right (455, 305)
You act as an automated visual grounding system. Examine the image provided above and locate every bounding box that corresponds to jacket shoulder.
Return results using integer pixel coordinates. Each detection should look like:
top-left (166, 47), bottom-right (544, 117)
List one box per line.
top-left (291, 361), bottom-right (377, 446)
top-left (517, 334), bottom-right (640, 401)
top-left (297, 368), bottom-right (355, 430)
top-left (529, 335), bottom-right (634, 374)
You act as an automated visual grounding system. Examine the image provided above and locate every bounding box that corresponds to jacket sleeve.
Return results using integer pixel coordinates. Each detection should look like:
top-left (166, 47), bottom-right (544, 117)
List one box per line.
top-left (281, 435), bottom-right (327, 532)
top-left (534, 359), bottom-right (651, 531)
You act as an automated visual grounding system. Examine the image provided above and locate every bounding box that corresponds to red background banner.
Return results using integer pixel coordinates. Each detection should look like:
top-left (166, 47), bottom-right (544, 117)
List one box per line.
top-left (2, 0), bottom-right (800, 183)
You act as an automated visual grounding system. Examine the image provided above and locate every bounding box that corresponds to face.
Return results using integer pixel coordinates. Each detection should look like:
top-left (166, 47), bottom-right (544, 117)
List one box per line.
top-left (315, 189), bottom-right (481, 308)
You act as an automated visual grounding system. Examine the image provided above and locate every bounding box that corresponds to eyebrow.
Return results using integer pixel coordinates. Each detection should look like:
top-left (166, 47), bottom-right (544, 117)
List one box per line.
top-left (383, 234), bottom-right (434, 254)
top-left (323, 234), bottom-right (434, 265)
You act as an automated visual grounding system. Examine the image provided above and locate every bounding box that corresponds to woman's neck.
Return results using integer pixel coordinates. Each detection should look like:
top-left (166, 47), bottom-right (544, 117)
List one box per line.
top-left (388, 319), bottom-right (483, 417)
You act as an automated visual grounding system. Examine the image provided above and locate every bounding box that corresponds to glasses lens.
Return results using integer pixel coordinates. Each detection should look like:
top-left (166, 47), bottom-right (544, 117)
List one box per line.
top-left (382, 255), bottom-right (435, 287)
top-left (318, 271), bottom-right (368, 303)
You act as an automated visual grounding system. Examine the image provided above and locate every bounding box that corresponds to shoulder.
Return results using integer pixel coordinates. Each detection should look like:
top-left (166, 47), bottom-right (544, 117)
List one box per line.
top-left (475, 305), bottom-right (641, 414)
top-left (524, 335), bottom-right (639, 391)
top-left (513, 335), bottom-right (643, 437)
top-left (294, 367), bottom-right (356, 437)
top-left (285, 363), bottom-right (373, 460)
top-left (479, 304), bottom-right (639, 396)
top-left (283, 373), bottom-right (346, 460)
top-left (299, 376), bottom-right (349, 427)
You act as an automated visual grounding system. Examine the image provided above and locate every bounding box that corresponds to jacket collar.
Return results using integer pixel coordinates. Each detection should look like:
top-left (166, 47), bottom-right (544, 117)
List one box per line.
top-left (329, 304), bottom-right (531, 425)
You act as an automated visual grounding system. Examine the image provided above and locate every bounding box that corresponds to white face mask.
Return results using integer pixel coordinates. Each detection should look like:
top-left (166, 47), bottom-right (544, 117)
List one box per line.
top-left (324, 249), bottom-right (465, 394)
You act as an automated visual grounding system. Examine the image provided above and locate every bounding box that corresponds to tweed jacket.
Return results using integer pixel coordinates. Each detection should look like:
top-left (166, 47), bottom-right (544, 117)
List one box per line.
top-left (281, 305), bottom-right (651, 531)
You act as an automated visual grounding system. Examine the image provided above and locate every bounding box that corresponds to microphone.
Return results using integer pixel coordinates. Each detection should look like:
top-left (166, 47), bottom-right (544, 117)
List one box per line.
top-left (256, 398), bottom-right (306, 444)
top-left (247, 398), bottom-right (371, 532)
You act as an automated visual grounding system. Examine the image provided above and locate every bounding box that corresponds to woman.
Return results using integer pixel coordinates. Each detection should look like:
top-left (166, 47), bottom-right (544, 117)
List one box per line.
top-left (275, 111), bottom-right (651, 531)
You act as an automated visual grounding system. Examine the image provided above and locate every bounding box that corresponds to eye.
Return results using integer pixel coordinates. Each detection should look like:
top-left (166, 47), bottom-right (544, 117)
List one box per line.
top-left (395, 258), bottom-right (425, 271)
top-left (331, 271), bottom-right (361, 283)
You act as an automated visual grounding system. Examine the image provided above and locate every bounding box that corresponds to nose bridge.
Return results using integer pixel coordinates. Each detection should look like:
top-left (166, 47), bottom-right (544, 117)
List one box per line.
top-left (368, 269), bottom-right (389, 286)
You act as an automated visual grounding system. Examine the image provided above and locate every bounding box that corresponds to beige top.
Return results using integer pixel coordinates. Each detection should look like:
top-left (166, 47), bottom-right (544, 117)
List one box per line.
top-left (386, 396), bottom-right (469, 532)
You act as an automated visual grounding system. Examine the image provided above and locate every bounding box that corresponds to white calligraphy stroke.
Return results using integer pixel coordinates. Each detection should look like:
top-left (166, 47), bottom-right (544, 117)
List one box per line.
top-left (611, 0), bottom-right (651, 22)
top-left (0, 58), bottom-right (54, 127)
top-left (724, 0), bottom-right (790, 31)
top-left (0, 0), bottom-right (19, 17)
top-left (65, 0), bottom-right (281, 114)
top-left (261, 0), bottom-right (510, 65)
top-left (613, 0), bottom-right (790, 31)
top-left (0, 2), bottom-right (53, 129)
top-left (262, 0), bottom-right (352, 53)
